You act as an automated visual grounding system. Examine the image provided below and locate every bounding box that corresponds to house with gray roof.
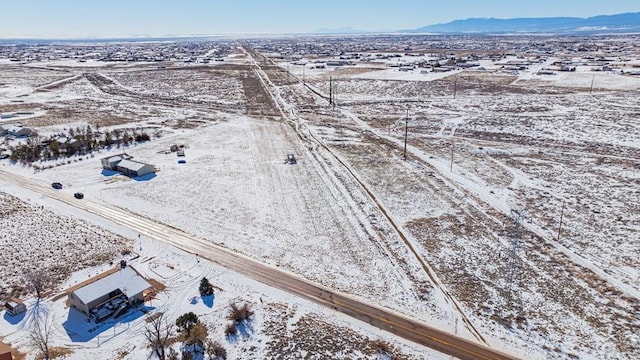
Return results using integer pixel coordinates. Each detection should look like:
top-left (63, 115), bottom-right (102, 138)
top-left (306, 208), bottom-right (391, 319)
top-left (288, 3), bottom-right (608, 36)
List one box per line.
top-left (100, 153), bottom-right (155, 177)
top-left (68, 266), bottom-right (152, 321)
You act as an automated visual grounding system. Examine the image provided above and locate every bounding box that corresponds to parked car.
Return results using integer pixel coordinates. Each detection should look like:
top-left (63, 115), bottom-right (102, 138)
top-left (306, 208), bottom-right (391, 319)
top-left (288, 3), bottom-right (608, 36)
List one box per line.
top-left (74, 192), bottom-right (84, 199)
top-left (285, 153), bottom-right (297, 165)
top-left (51, 182), bottom-right (63, 189)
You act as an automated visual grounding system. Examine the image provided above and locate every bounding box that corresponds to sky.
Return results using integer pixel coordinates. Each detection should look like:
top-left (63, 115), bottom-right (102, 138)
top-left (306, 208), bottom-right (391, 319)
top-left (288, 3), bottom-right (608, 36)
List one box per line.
top-left (0, 0), bottom-right (638, 38)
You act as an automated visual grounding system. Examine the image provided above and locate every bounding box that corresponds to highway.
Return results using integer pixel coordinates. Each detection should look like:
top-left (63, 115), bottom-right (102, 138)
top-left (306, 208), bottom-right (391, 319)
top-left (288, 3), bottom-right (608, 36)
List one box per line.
top-left (0, 169), bottom-right (521, 360)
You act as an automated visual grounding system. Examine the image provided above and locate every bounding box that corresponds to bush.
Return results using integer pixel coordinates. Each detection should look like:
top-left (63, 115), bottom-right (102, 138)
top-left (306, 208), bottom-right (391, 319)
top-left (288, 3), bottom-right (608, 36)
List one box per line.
top-left (206, 340), bottom-right (227, 360)
top-left (227, 303), bottom-right (254, 324)
top-left (224, 323), bottom-right (237, 338)
top-left (184, 323), bottom-right (207, 348)
top-left (370, 339), bottom-right (393, 357)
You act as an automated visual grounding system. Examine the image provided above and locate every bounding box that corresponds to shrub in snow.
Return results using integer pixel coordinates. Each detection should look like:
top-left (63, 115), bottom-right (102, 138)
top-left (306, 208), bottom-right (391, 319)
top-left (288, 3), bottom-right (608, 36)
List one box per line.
top-left (224, 322), bottom-right (237, 338)
top-left (205, 340), bottom-right (227, 360)
top-left (227, 303), bottom-right (254, 324)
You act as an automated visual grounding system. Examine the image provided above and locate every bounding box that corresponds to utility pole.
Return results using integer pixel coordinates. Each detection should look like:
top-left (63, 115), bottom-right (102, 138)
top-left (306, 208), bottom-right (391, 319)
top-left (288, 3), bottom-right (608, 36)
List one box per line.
top-left (403, 107), bottom-right (408, 160)
top-left (449, 140), bottom-right (454, 172)
top-left (557, 199), bottom-right (566, 241)
top-left (329, 76), bottom-right (333, 105)
top-left (453, 76), bottom-right (458, 99)
top-left (589, 74), bottom-right (595, 94)
top-left (333, 80), bottom-right (337, 111)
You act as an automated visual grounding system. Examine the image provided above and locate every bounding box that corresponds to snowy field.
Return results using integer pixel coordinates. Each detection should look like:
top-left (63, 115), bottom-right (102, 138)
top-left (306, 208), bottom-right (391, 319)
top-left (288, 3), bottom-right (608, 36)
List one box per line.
top-left (0, 39), bottom-right (639, 359)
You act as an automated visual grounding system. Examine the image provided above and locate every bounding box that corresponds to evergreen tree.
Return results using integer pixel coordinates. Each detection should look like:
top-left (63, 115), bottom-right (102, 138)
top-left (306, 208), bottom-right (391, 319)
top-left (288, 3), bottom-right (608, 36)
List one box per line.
top-left (199, 277), bottom-right (214, 297)
top-left (175, 312), bottom-right (199, 337)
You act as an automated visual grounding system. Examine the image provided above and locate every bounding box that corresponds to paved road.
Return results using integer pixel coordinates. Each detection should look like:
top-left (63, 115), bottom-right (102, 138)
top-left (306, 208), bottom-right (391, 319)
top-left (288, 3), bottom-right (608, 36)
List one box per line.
top-left (0, 170), bottom-right (521, 360)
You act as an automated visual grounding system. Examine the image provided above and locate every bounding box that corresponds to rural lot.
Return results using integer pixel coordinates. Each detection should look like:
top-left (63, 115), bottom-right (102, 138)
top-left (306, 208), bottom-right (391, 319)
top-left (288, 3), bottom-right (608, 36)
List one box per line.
top-left (0, 34), bottom-right (638, 359)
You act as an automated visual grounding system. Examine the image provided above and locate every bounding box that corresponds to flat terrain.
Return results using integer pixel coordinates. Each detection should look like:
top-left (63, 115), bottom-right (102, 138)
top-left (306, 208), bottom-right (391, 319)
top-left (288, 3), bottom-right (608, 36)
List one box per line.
top-left (0, 35), bottom-right (638, 359)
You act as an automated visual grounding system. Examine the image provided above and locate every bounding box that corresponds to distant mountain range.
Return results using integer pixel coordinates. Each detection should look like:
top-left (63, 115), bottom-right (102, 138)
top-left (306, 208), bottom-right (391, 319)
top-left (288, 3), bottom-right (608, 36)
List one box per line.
top-left (408, 12), bottom-right (640, 34)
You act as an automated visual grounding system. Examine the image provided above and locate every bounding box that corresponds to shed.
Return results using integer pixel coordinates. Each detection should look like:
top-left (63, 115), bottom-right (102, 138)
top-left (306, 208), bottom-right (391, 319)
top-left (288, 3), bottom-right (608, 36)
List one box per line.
top-left (68, 266), bottom-right (152, 321)
top-left (3, 298), bottom-right (26, 316)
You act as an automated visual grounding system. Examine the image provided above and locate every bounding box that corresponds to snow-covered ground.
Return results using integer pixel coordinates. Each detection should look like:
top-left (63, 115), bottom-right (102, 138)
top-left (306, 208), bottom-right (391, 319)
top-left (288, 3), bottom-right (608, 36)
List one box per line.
top-left (0, 41), bottom-right (639, 359)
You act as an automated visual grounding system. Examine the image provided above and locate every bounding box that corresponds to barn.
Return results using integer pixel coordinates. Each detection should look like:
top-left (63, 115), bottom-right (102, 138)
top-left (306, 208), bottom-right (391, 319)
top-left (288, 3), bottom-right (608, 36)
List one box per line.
top-left (68, 266), bottom-right (152, 322)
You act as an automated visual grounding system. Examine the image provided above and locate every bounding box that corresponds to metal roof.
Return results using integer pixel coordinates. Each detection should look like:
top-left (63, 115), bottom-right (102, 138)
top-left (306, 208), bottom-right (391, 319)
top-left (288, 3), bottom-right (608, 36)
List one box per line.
top-left (72, 267), bottom-right (151, 305)
top-left (117, 159), bottom-right (152, 172)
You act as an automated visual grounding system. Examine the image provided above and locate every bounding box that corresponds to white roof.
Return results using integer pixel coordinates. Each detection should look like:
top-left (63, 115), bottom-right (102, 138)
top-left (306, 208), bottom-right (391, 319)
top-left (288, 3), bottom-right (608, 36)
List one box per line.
top-left (103, 155), bottom-right (123, 163)
top-left (72, 267), bottom-right (151, 305)
top-left (101, 153), bottom-right (130, 162)
top-left (117, 159), bottom-right (152, 172)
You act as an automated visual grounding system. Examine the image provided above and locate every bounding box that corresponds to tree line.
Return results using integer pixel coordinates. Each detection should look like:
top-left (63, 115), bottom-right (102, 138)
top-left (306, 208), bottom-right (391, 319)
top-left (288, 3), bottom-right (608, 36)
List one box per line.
top-left (6, 124), bottom-right (153, 164)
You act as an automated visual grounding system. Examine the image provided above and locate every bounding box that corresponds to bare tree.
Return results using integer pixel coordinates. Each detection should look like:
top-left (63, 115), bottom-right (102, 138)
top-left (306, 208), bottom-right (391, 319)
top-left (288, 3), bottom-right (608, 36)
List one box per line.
top-left (144, 312), bottom-right (174, 360)
top-left (23, 268), bottom-right (51, 300)
top-left (29, 311), bottom-right (55, 360)
top-left (166, 347), bottom-right (179, 360)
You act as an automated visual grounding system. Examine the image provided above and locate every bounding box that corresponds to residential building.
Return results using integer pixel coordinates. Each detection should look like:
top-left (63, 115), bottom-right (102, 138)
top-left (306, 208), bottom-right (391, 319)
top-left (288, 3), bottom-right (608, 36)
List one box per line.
top-left (68, 266), bottom-right (152, 322)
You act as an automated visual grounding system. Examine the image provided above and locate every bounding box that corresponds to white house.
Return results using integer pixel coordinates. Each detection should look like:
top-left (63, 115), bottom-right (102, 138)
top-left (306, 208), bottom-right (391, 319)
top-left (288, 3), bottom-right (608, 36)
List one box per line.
top-left (101, 153), bottom-right (132, 170)
top-left (68, 266), bottom-right (152, 322)
top-left (4, 125), bottom-right (32, 138)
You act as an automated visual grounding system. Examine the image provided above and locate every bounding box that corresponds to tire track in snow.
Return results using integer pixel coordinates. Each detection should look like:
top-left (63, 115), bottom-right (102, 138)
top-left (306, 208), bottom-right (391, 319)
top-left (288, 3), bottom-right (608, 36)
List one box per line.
top-left (0, 169), bottom-right (520, 360)
top-left (245, 48), bottom-right (487, 344)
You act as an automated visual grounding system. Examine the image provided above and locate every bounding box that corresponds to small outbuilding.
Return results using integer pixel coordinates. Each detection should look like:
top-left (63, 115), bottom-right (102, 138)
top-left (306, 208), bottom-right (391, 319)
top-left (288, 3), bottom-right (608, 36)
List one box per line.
top-left (3, 298), bottom-right (26, 317)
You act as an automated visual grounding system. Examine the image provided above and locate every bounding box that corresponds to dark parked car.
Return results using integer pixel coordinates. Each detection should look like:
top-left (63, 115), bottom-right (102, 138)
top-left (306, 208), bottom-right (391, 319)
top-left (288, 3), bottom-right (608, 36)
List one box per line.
top-left (285, 153), bottom-right (297, 165)
top-left (74, 192), bottom-right (84, 199)
top-left (51, 182), bottom-right (63, 189)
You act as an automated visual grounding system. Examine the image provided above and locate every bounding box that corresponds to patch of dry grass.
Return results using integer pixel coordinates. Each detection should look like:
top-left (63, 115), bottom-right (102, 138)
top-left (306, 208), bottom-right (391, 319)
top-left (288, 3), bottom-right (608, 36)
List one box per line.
top-left (0, 192), bottom-right (131, 299)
